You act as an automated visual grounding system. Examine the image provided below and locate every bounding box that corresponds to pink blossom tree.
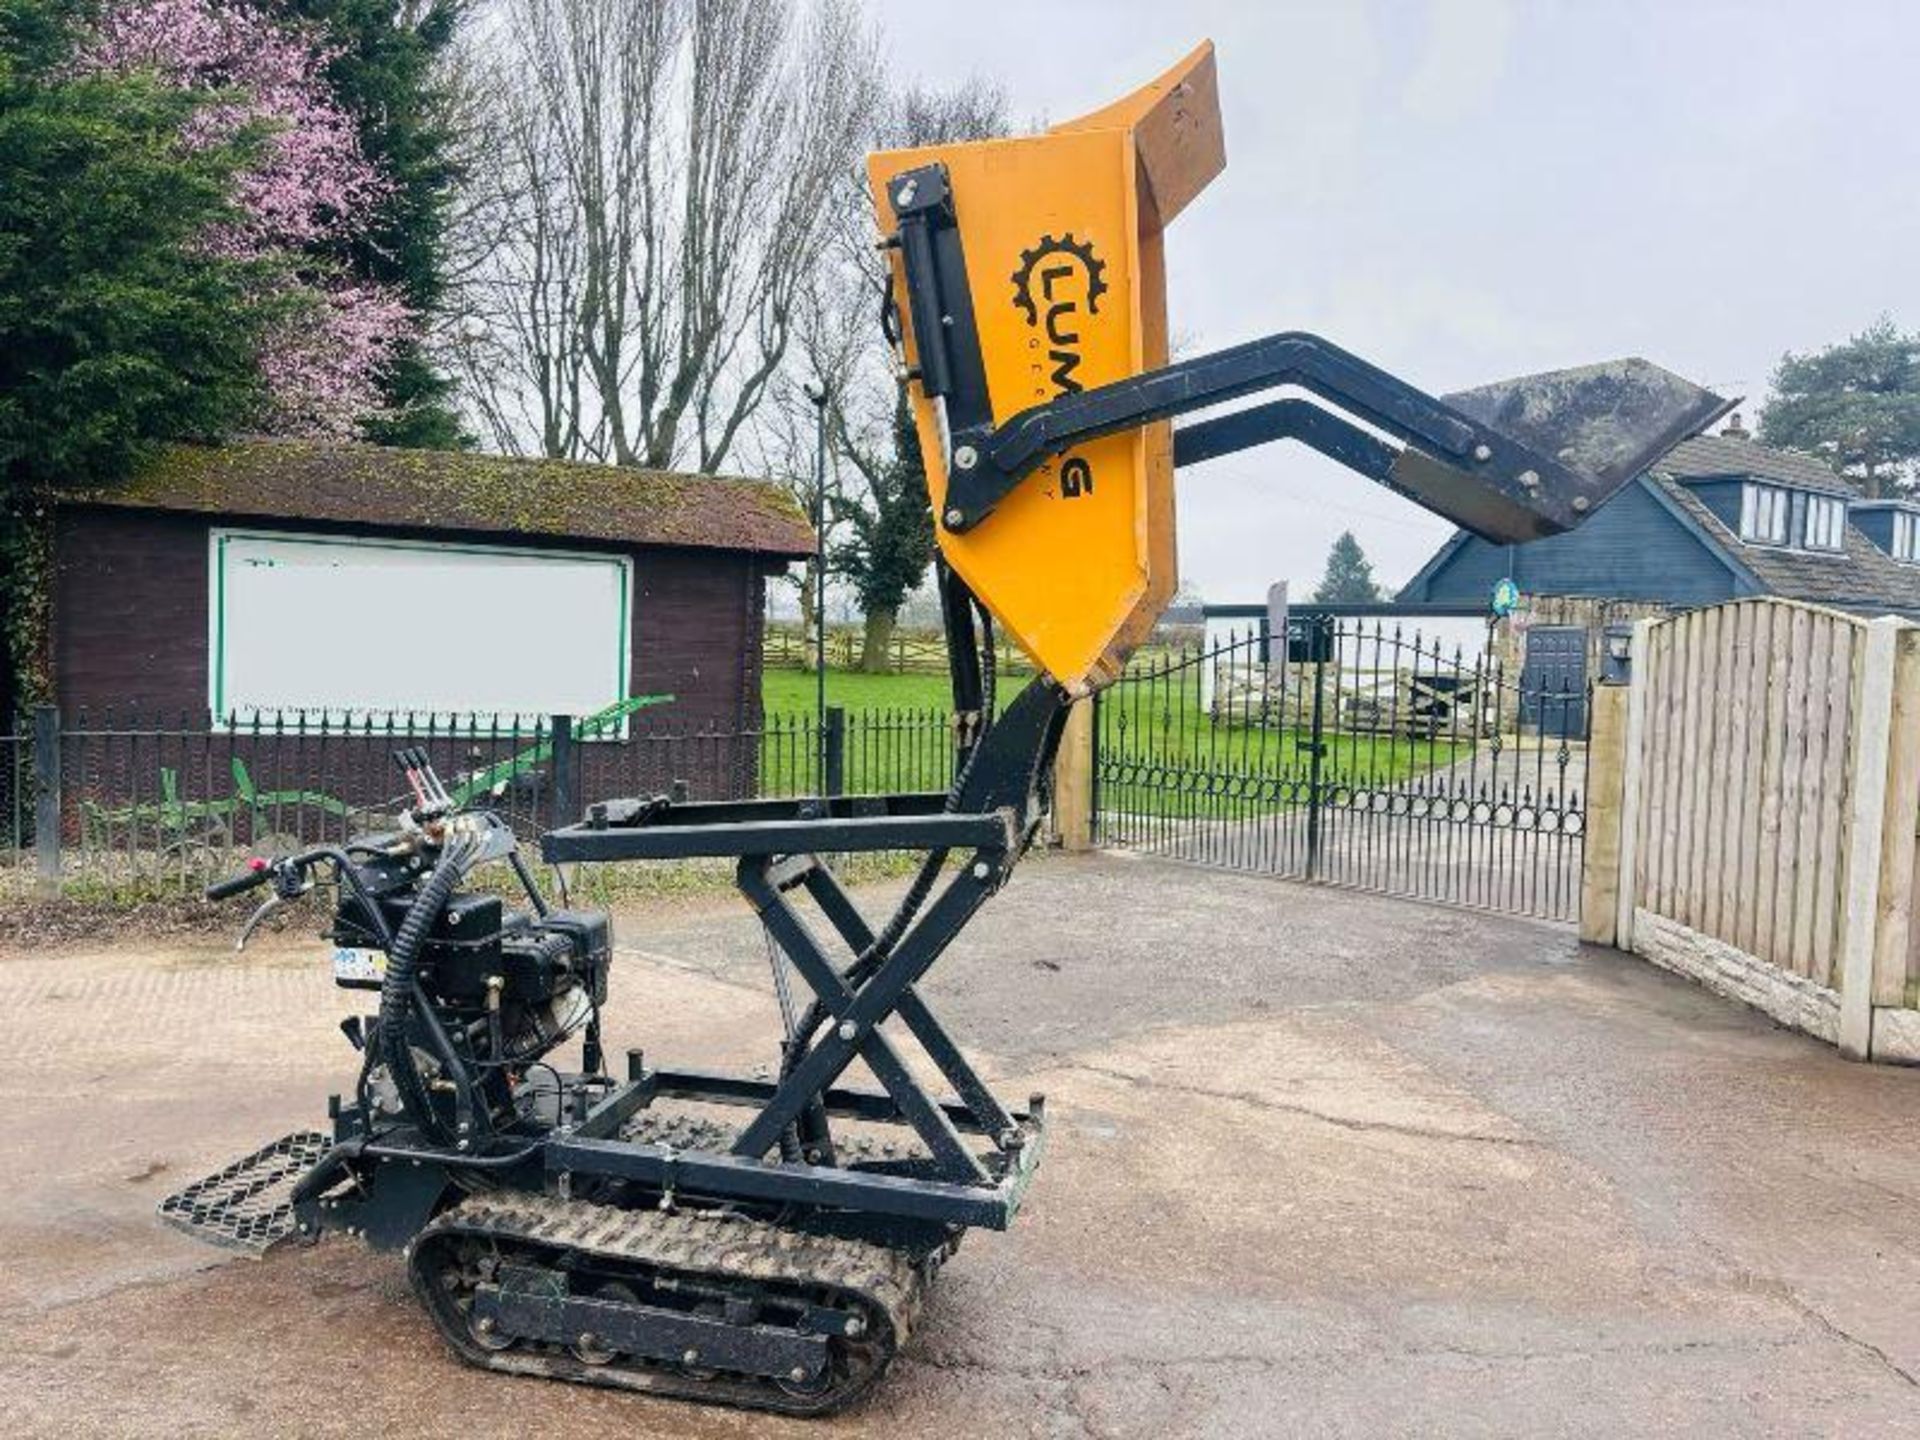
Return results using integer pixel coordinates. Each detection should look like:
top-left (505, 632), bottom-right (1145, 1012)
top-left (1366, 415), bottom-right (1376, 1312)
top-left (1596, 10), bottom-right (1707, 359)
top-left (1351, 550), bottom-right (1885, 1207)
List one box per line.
top-left (77, 0), bottom-right (415, 435)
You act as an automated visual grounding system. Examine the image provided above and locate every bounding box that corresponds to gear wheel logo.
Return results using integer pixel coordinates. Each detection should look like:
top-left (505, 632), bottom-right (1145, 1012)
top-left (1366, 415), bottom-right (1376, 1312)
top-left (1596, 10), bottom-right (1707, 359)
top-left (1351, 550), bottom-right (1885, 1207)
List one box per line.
top-left (1010, 233), bottom-right (1109, 326)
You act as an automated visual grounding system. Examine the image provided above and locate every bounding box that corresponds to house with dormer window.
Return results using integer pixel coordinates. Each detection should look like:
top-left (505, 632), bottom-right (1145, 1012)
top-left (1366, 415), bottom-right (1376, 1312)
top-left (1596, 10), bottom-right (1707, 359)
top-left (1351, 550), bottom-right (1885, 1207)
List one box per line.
top-left (1395, 417), bottom-right (1920, 702)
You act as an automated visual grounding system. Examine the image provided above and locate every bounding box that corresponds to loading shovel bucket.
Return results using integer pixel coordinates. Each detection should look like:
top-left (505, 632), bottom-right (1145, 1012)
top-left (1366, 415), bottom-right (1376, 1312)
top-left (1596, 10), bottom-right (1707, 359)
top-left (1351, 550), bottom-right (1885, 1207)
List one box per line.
top-left (1420, 357), bottom-right (1735, 544)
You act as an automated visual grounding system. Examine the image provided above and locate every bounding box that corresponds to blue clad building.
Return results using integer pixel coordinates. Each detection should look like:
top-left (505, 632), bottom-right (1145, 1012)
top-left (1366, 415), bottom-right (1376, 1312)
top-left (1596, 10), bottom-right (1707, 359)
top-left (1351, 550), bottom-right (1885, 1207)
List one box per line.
top-left (1397, 418), bottom-right (1920, 696)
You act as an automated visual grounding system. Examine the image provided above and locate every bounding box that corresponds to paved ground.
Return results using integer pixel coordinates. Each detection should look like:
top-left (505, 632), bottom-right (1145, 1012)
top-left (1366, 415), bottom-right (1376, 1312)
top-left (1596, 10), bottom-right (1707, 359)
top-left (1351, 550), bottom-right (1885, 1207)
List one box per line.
top-left (3, 852), bottom-right (1919, 1437)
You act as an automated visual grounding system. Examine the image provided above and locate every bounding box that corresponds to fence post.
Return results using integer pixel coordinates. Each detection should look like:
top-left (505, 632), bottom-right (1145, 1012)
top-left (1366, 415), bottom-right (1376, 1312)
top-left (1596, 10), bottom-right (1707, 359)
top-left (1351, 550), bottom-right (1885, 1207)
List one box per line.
top-left (823, 706), bottom-right (846, 797)
top-left (33, 704), bottom-right (59, 897)
top-left (550, 715), bottom-right (576, 826)
top-left (1579, 682), bottom-right (1630, 945)
top-left (1838, 616), bottom-right (1901, 1059)
top-left (1612, 617), bottom-right (1657, 951)
top-left (1871, 625), bottom-right (1920, 1028)
top-left (1303, 630), bottom-right (1329, 881)
top-left (1051, 697), bottom-right (1095, 851)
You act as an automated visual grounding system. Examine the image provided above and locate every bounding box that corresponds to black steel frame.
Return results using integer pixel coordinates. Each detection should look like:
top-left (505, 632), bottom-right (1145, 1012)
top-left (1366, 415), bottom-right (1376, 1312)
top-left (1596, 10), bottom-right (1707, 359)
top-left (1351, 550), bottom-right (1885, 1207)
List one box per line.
top-left (535, 676), bottom-right (1070, 1229)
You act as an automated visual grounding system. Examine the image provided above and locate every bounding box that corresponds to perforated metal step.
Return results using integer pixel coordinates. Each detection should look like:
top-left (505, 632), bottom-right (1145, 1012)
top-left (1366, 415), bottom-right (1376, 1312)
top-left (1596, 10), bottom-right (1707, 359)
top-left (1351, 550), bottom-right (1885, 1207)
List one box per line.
top-left (158, 1130), bottom-right (330, 1255)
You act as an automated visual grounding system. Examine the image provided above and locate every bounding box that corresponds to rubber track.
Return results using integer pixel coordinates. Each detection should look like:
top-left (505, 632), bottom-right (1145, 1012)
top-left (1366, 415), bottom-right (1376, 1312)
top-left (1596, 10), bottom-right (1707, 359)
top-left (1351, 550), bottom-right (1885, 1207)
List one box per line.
top-left (409, 1192), bottom-right (926, 1417)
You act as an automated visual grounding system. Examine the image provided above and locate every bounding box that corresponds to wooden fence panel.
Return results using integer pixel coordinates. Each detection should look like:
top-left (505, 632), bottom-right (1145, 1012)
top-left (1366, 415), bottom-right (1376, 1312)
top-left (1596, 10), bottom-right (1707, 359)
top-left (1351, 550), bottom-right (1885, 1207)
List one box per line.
top-left (1626, 599), bottom-right (1871, 982)
top-left (1674, 609), bottom-right (1703, 928)
top-left (1811, 620), bottom-right (1858, 988)
top-left (1790, 613), bottom-right (1831, 978)
top-left (1646, 616), bottom-right (1675, 917)
top-left (1732, 603), bottom-right (1770, 956)
top-left (1774, 606), bottom-right (1812, 973)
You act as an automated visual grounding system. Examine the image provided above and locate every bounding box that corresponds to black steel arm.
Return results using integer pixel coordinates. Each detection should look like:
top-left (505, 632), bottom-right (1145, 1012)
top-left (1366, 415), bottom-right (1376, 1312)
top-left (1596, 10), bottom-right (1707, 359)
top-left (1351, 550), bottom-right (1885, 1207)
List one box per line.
top-left (1173, 396), bottom-right (1400, 479)
top-left (883, 160), bottom-right (1728, 548)
top-left (971, 330), bottom-right (1479, 493)
top-left (941, 330), bottom-right (1638, 545)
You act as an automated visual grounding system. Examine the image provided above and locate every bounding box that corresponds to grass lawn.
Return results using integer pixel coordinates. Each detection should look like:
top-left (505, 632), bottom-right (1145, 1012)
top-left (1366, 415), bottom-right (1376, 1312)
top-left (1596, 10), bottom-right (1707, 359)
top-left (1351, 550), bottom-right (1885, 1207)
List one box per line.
top-left (759, 664), bottom-right (1465, 813)
top-left (762, 667), bottom-right (962, 717)
top-left (758, 666), bottom-right (966, 797)
top-left (761, 664), bottom-right (1043, 718)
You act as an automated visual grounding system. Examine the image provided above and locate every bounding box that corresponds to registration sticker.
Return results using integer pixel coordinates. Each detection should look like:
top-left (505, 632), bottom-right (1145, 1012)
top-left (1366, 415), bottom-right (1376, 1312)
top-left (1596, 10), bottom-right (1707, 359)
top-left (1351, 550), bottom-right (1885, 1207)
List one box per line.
top-left (331, 946), bottom-right (385, 983)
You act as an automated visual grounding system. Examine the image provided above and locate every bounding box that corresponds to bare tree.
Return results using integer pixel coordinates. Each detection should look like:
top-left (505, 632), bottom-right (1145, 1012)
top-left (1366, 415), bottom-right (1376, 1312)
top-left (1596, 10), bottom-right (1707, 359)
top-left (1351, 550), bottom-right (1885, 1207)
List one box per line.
top-left (769, 79), bottom-right (1010, 671)
top-left (741, 76), bottom-right (1010, 671)
top-left (448, 0), bottom-right (880, 472)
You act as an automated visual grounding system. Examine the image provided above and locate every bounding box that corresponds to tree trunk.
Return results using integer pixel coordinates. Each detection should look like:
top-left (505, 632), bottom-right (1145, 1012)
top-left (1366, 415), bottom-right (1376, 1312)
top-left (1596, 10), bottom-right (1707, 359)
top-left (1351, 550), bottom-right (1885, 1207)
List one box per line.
top-left (858, 607), bottom-right (898, 674)
top-left (797, 573), bottom-right (819, 673)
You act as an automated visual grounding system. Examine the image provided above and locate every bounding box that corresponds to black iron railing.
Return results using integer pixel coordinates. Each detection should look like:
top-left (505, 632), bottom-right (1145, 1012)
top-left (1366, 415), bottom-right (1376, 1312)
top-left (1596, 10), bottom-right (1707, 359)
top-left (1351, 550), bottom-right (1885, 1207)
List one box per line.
top-left (0, 704), bottom-right (958, 899)
top-left (1092, 620), bottom-right (1590, 922)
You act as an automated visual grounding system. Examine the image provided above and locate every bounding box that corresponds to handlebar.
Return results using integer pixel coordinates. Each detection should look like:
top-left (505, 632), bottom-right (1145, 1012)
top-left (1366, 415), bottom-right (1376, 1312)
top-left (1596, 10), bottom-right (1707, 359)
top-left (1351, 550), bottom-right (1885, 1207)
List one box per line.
top-left (206, 859), bottom-right (273, 902)
top-left (203, 844), bottom-right (397, 951)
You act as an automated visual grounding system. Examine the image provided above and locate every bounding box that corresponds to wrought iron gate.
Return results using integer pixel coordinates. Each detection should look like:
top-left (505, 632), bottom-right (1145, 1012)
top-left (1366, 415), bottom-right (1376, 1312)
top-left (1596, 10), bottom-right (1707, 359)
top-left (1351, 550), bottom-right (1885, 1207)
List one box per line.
top-left (1091, 619), bottom-right (1589, 922)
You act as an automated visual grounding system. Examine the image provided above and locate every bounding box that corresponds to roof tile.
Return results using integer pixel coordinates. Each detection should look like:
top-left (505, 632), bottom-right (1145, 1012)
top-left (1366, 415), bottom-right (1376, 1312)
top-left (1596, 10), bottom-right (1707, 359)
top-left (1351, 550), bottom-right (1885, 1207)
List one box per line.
top-left (1657, 433), bottom-right (1855, 496)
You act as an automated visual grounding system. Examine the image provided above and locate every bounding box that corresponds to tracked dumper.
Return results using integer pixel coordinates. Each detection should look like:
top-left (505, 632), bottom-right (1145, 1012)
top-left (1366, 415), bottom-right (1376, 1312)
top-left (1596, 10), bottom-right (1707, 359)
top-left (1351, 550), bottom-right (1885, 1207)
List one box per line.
top-left (174, 42), bottom-right (1728, 1415)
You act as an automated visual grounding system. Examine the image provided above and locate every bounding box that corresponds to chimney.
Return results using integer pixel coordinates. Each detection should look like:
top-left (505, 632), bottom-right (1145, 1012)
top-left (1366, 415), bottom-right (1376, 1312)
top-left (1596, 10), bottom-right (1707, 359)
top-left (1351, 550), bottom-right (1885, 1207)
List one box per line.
top-left (1722, 412), bottom-right (1749, 440)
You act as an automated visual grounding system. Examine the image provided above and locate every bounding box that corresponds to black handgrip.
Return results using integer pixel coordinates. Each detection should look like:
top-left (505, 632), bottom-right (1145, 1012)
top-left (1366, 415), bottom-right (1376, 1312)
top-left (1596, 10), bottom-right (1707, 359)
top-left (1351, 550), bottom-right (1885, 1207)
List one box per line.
top-left (206, 862), bottom-right (271, 902)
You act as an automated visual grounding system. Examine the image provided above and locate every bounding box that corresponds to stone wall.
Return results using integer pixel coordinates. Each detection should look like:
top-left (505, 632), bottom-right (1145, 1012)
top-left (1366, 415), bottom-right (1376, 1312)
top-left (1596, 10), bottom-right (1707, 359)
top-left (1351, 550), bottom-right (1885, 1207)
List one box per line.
top-left (1633, 908), bottom-right (1842, 1044)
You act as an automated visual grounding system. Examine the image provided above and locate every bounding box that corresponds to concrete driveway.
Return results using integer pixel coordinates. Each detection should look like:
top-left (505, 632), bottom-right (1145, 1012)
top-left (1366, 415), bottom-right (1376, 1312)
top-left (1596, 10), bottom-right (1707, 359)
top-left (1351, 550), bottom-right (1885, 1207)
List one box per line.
top-left (3, 853), bottom-right (1917, 1437)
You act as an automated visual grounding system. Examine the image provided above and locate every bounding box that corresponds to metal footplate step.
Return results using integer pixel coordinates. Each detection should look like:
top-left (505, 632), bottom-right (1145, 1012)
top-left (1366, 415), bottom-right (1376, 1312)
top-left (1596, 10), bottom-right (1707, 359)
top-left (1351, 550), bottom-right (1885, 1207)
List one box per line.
top-left (157, 1130), bottom-right (331, 1255)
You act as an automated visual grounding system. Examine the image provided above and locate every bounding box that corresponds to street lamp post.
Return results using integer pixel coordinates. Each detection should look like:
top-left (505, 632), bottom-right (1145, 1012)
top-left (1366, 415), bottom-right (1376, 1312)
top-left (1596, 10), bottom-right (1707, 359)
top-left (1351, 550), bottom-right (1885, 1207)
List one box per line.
top-left (805, 378), bottom-right (829, 795)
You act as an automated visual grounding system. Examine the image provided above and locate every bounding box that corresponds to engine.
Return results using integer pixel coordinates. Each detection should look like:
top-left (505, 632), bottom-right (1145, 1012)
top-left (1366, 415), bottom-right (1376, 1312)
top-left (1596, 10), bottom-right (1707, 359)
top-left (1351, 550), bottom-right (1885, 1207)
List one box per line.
top-left (328, 836), bottom-right (611, 1130)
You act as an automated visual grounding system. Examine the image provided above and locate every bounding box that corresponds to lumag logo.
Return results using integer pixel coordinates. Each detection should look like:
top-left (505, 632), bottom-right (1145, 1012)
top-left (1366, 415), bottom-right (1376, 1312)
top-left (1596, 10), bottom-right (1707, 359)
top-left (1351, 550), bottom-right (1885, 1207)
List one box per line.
top-left (1011, 233), bottom-right (1109, 399)
top-left (1012, 233), bottom-right (1108, 500)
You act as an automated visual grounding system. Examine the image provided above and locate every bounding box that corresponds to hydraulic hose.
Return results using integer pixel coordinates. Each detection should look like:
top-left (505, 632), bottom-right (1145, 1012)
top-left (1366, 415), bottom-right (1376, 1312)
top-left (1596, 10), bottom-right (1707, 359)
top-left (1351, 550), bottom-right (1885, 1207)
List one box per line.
top-left (378, 839), bottom-right (472, 1145)
top-left (975, 598), bottom-right (997, 735)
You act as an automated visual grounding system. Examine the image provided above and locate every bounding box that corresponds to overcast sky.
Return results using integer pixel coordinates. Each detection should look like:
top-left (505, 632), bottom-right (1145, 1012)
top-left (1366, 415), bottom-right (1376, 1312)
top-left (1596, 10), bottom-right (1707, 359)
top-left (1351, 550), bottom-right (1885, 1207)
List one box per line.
top-left (872, 0), bottom-right (1919, 604)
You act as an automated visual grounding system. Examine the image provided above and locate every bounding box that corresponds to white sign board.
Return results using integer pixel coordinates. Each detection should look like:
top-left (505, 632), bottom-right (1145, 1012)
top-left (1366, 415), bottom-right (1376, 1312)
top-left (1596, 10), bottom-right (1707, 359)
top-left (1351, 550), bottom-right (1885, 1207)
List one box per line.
top-left (209, 529), bottom-right (632, 728)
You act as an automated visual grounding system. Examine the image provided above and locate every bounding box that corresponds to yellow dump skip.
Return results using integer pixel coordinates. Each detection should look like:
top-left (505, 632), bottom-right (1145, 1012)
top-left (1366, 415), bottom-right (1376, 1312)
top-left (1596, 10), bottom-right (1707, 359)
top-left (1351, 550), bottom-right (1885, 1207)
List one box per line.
top-left (868, 43), bottom-right (1224, 694)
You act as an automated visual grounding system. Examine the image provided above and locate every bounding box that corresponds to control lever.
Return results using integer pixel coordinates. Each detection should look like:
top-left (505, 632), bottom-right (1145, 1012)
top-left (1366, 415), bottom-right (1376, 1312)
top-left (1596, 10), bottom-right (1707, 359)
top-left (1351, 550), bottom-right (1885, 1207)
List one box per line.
top-left (235, 860), bottom-right (314, 952)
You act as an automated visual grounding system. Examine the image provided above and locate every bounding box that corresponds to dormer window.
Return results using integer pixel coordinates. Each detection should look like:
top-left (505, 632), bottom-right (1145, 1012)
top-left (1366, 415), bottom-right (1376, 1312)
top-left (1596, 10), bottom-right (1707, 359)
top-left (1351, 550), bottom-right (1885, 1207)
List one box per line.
top-left (1804, 494), bottom-right (1846, 552)
top-left (1736, 482), bottom-right (1846, 551)
top-left (1895, 511), bottom-right (1919, 562)
top-left (1740, 483), bottom-right (1790, 545)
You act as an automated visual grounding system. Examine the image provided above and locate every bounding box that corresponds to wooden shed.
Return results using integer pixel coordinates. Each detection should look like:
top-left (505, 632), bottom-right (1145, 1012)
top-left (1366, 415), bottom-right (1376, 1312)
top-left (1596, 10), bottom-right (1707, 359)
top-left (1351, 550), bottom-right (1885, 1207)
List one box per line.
top-left (45, 438), bottom-right (813, 731)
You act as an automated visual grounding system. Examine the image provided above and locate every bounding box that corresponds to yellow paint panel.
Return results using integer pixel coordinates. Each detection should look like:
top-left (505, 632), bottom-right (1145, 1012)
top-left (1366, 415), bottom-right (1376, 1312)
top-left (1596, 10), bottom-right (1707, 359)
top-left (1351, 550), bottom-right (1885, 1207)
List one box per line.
top-left (868, 43), bottom-right (1223, 693)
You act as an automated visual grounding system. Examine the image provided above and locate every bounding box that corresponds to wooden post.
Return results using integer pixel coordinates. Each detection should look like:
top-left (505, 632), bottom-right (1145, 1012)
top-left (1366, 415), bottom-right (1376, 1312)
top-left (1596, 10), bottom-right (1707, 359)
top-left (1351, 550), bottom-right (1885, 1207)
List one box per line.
top-left (1612, 618), bottom-right (1657, 950)
top-left (1837, 616), bottom-right (1902, 1059)
top-left (1580, 683), bottom-right (1629, 945)
top-left (33, 704), bottom-right (60, 898)
top-left (1052, 697), bottom-right (1095, 851)
top-left (1871, 625), bottom-right (1920, 1049)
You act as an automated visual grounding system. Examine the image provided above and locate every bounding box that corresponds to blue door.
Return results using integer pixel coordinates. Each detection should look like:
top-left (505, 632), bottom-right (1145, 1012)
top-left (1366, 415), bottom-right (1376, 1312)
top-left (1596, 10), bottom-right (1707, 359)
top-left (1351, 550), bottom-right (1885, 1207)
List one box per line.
top-left (1520, 626), bottom-right (1587, 738)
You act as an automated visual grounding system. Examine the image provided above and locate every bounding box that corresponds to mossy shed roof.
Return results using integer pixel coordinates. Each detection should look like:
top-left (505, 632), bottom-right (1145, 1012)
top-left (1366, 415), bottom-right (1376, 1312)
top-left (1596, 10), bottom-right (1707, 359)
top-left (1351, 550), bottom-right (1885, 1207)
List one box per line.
top-left (70, 439), bottom-right (815, 559)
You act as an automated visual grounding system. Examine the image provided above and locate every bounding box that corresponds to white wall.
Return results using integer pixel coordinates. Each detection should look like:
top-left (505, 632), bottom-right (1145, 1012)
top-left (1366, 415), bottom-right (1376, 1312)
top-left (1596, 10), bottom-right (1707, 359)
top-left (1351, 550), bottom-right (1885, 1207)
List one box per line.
top-left (210, 529), bottom-right (632, 727)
